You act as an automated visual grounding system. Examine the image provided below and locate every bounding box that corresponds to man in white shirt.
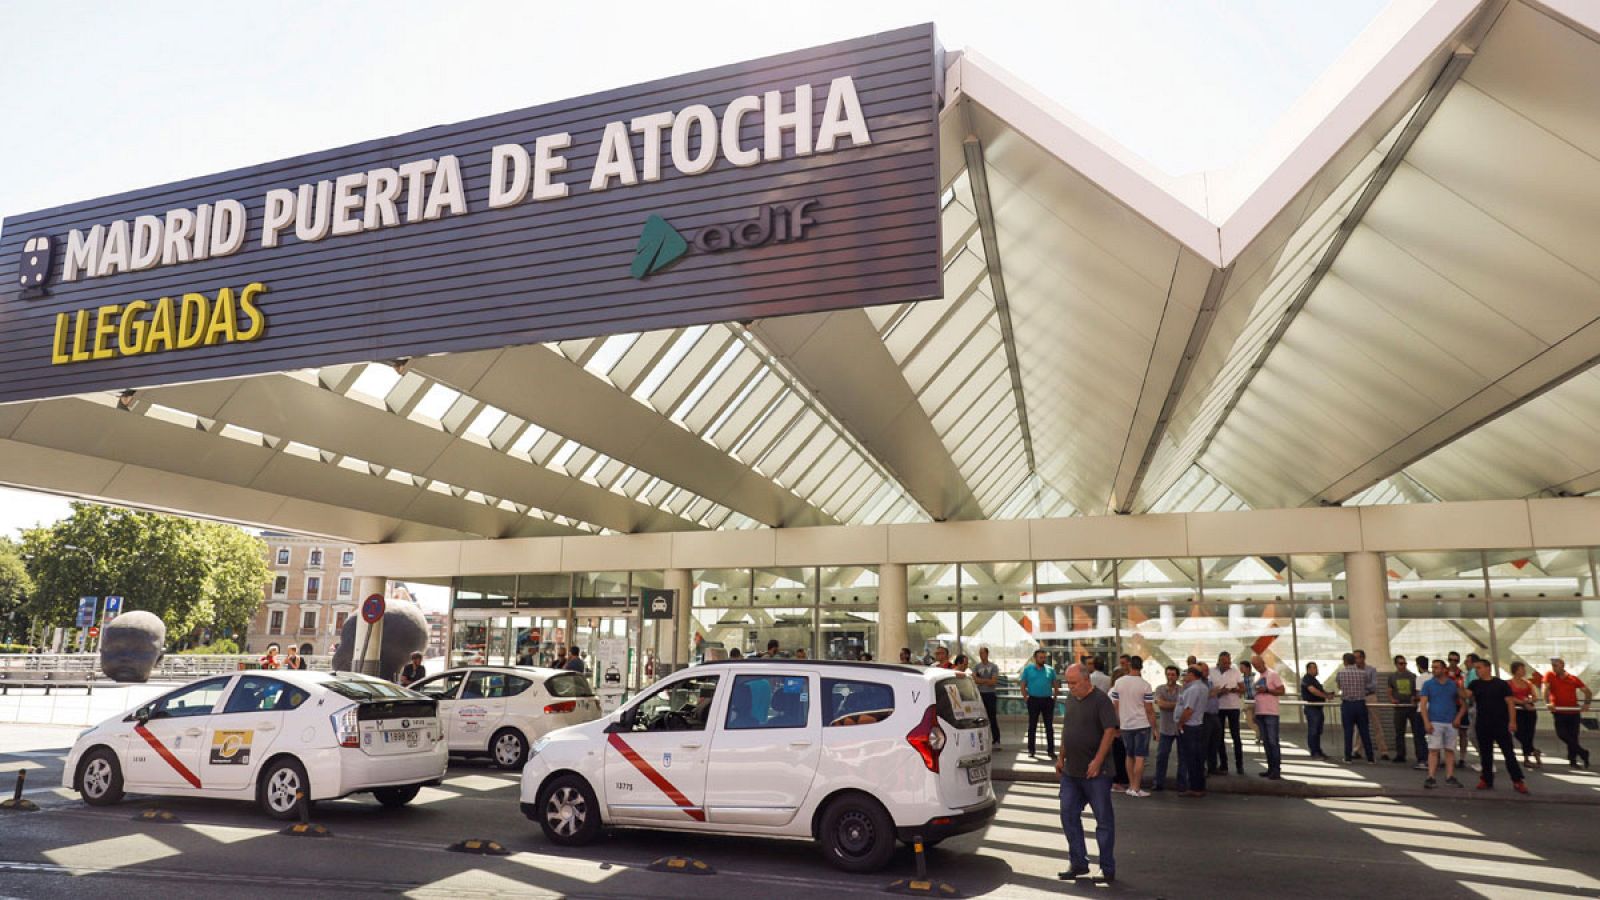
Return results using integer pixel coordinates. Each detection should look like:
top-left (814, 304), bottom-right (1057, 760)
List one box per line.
top-left (1210, 652), bottom-right (1245, 775)
top-left (1109, 656), bottom-right (1157, 797)
top-left (1089, 657), bottom-right (1113, 694)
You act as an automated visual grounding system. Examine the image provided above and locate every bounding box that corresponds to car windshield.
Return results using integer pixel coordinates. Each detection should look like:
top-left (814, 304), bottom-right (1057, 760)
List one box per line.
top-left (322, 676), bottom-right (422, 702)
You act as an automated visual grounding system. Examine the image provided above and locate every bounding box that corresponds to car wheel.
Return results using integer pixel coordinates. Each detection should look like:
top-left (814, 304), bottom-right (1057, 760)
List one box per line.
top-left (491, 728), bottom-right (528, 769)
top-left (258, 757), bottom-right (311, 820)
top-left (819, 794), bottom-right (896, 873)
top-left (78, 748), bottom-right (124, 806)
top-left (536, 773), bottom-right (602, 846)
top-left (373, 785), bottom-right (422, 808)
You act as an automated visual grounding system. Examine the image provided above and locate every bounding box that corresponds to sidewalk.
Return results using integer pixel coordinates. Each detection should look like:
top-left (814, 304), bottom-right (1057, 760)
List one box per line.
top-left (991, 724), bottom-right (1600, 805)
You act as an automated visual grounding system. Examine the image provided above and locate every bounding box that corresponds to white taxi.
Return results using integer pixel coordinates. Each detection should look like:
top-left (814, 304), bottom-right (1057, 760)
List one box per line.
top-left (64, 671), bottom-right (447, 819)
top-left (409, 666), bottom-right (602, 769)
top-left (520, 659), bottom-right (996, 872)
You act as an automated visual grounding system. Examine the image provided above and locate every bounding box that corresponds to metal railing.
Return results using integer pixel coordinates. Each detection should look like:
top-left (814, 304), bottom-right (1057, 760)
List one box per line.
top-left (0, 653), bottom-right (333, 678)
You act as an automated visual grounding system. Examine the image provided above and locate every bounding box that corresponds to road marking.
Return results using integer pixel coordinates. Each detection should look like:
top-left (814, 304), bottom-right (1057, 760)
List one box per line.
top-left (1362, 828), bottom-right (1537, 859)
top-left (443, 775), bottom-right (512, 792)
top-left (183, 823), bottom-right (275, 844)
top-left (1404, 852), bottom-right (1600, 891)
top-left (606, 733), bottom-right (705, 822)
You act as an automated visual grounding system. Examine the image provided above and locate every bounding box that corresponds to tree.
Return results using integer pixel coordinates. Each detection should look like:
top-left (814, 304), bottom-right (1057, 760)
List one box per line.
top-left (0, 538), bottom-right (34, 644)
top-left (20, 503), bottom-right (270, 648)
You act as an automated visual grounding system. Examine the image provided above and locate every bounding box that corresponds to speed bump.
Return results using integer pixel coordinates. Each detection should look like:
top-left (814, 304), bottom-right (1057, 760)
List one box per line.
top-left (885, 878), bottom-right (961, 897)
top-left (648, 855), bottom-right (715, 875)
top-left (448, 838), bottom-right (511, 856)
top-left (281, 822), bottom-right (332, 837)
top-left (133, 808), bottom-right (181, 824)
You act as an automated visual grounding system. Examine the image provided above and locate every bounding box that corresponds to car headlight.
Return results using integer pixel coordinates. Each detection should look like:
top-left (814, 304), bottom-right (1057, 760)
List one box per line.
top-left (530, 736), bottom-right (552, 759)
top-left (76, 726), bottom-right (95, 741)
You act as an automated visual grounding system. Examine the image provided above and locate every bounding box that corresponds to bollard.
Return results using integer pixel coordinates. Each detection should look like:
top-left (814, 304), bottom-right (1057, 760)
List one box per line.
top-left (1, 768), bottom-right (38, 811)
top-left (913, 835), bottom-right (927, 880)
top-left (884, 833), bottom-right (960, 898)
top-left (280, 790), bottom-right (330, 837)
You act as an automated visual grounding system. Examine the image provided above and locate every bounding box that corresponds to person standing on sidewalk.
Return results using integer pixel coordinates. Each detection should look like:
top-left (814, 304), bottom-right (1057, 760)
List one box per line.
top-left (1301, 661), bottom-right (1329, 759)
top-left (1545, 657), bottom-right (1592, 768)
top-left (1110, 656), bottom-right (1156, 797)
top-left (1055, 664), bottom-right (1118, 885)
top-left (1336, 652), bottom-right (1376, 762)
top-left (1509, 661), bottom-right (1541, 769)
top-left (972, 646), bottom-right (1002, 750)
top-left (1210, 652), bottom-right (1245, 774)
top-left (1467, 658), bottom-right (1528, 793)
top-left (1251, 654), bottom-right (1286, 780)
top-left (1197, 661), bottom-right (1221, 775)
top-left (1419, 658), bottom-right (1466, 788)
top-left (1175, 666), bottom-right (1210, 798)
top-left (1021, 649), bottom-right (1060, 759)
top-left (1153, 665), bottom-right (1182, 791)
top-left (1388, 655), bottom-right (1427, 769)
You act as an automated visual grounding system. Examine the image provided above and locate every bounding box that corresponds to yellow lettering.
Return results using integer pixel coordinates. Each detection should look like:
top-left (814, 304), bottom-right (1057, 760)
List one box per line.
top-left (52, 313), bottom-right (72, 364)
top-left (70, 309), bottom-right (92, 362)
top-left (144, 297), bottom-right (176, 353)
top-left (118, 299), bottom-right (150, 356)
top-left (91, 304), bottom-right (119, 360)
top-left (203, 287), bottom-right (238, 346)
top-left (177, 293), bottom-right (208, 349)
top-left (236, 283), bottom-right (267, 341)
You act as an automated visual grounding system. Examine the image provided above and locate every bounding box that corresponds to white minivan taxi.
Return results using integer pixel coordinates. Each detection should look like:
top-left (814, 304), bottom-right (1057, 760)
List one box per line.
top-left (520, 659), bottom-right (996, 872)
top-left (409, 666), bottom-right (602, 768)
top-left (65, 670), bottom-right (447, 819)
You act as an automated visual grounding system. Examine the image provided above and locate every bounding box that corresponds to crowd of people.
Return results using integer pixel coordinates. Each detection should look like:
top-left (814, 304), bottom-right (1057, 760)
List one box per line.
top-left (975, 645), bottom-right (1595, 885)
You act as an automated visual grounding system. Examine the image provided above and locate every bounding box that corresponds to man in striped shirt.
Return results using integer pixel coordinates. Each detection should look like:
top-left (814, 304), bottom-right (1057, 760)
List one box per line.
top-left (1336, 652), bottom-right (1376, 762)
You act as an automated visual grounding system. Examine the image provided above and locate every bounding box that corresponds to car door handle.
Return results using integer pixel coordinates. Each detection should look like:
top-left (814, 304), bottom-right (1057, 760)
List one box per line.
top-left (788, 740), bottom-right (813, 749)
top-left (256, 724), bottom-right (277, 731)
top-left (184, 728), bottom-right (202, 737)
top-left (680, 742), bottom-right (703, 750)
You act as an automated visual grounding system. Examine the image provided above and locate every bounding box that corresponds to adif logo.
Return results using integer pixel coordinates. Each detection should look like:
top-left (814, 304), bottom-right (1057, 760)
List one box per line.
top-left (630, 199), bottom-right (820, 280)
top-left (18, 236), bottom-right (53, 291)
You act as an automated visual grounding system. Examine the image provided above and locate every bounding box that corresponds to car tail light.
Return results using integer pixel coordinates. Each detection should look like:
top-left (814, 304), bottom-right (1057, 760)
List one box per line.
top-left (544, 700), bottom-right (577, 714)
top-left (906, 705), bottom-right (945, 773)
top-left (330, 705), bottom-right (359, 748)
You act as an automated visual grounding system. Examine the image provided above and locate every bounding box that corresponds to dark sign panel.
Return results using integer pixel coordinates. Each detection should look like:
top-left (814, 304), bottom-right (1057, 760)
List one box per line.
top-left (0, 25), bottom-right (942, 404)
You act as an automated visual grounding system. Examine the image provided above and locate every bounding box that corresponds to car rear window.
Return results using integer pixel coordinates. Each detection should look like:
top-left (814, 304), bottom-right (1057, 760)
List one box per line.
top-left (544, 673), bottom-right (595, 698)
top-left (823, 678), bottom-right (895, 727)
top-left (323, 676), bottom-right (422, 702)
top-left (936, 676), bottom-right (987, 729)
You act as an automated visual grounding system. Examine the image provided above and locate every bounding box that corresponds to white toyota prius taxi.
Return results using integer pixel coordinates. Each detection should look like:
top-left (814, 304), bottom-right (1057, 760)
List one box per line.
top-left (520, 659), bottom-right (996, 872)
top-left (409, 665), bottom-right (602, 768)
top-left (64, 670), bottom-right (447, 819)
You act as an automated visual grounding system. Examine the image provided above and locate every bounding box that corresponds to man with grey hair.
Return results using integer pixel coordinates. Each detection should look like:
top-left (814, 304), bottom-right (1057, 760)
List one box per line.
top-left (1055, 663), bottom-right (1118, 885)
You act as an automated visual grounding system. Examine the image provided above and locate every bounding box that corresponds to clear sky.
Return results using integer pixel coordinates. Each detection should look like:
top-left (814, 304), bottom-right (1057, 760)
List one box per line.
top-left (0, 0), bottom-right (1390, 544)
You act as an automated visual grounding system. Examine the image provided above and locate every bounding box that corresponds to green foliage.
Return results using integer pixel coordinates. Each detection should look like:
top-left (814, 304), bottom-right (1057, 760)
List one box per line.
top-left (178, 638), bottom-right (241, 655)
top-left (20, 503), bottom-right (271, 648)
top-left (0, 643), bottom-right (34, 654)
top-left (0, 538), bottom-right (34, 642)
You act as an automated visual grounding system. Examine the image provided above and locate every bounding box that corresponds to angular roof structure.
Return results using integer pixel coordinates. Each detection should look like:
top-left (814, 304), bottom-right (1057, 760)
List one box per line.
top-left (3, 0), bottom-right (1597, 542)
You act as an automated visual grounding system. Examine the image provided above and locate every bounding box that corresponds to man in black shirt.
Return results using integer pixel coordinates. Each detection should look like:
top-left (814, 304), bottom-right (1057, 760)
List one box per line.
top-left (398, 652), bottom-right (426, 687)
top-left (1055, 663), bottom-right (1119, 885)
top-left (1467, 659), bottom-right (1527, 793)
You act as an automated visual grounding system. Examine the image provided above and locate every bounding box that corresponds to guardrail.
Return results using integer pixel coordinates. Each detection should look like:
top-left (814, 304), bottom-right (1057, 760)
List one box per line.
top-left (0, 653), bottom-right (333, 678)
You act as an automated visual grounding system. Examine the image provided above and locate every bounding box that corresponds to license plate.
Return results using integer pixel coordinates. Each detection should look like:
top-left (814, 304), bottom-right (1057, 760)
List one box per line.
top-left (383, 730), bottom-right (420, 747)
top-left (966, 764), bottom-right (989, 784)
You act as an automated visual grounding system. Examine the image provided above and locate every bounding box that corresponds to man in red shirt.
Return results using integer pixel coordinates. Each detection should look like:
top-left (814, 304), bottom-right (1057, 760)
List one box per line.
top-left (1545, 658), bottom-right (1592, 768)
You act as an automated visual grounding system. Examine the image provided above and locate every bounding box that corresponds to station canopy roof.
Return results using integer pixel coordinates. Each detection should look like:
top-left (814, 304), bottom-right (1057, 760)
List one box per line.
top-left (3, 0), bottom-right (1598, 543)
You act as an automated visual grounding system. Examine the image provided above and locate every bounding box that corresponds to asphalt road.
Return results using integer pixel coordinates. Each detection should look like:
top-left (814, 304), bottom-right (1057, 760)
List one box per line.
top-left (2, 724), bottom-right (1598, 899)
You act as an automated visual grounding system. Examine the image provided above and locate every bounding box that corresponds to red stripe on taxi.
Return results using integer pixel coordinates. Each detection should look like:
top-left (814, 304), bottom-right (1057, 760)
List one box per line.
top-left (606, 732), bottom-right (705, 822)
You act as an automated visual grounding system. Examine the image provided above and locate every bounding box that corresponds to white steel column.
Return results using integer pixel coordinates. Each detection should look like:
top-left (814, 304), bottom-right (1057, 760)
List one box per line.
top-left (1345, 551), bottom-right (1392, 663)
top-left (666, 568), bottom-right (692, 672)
top-left (878, 563), bottom-right (908, 662)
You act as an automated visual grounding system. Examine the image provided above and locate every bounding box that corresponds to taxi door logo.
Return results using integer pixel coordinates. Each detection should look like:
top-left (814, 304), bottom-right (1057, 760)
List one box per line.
top-left (209, 730), bottom-right (254, 765)
top-left (18, 236), bottom-right (53, 291)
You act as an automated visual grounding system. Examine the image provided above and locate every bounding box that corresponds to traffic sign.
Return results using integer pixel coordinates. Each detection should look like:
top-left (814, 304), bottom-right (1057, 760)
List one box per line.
top-left (641, 588), bottom-right (676, 620)
top-left (361, 593), bottom-right (386, 624)
top-left (75, 596), bottom-right (98, 629)
top-left (88, 626), bottom-right (100, 639)
top-left (103, 595), bottom-right (123, 622)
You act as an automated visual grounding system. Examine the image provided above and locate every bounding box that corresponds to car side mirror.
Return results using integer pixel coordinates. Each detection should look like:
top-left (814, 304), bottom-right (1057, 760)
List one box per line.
top-left (134, 706), bottom-right (150, 724)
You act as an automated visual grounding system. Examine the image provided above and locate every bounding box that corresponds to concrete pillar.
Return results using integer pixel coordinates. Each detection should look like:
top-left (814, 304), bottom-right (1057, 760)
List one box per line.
top-left (665, 569), bottom-right (692, 672)
top-left (351, 576), bottom-right (387, 676)
top-left (1345, 551), bottom-right (1392, 664)
top-left (878, 563), bottom-right (908, 662)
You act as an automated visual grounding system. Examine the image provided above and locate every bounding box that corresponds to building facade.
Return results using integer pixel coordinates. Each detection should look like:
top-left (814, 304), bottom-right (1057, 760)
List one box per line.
top-left (245, 534), bottom-right (360, 655)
